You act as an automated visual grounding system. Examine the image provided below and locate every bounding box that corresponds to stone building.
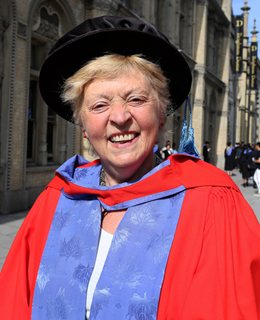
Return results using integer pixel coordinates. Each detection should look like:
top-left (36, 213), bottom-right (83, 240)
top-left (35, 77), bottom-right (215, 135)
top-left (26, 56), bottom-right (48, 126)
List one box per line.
top-left (232, 1), bottom-right (259, 145)
top-left (0, 0), bottom-right (232, 214)
top-left (248, 21), bottom-right (260, 144)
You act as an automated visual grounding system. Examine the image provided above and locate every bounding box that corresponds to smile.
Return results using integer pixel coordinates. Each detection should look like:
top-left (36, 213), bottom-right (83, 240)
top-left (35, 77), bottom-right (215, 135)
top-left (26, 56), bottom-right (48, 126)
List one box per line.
top-left (109, 133), bottom-right (138, 143)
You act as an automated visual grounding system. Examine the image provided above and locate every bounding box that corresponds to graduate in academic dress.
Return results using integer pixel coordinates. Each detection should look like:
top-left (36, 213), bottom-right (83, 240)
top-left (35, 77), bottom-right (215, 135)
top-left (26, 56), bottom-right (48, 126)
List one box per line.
top-left (224, 142), bottom-right (235, 176)
top-left (0, 15), bottom-right (260, 320)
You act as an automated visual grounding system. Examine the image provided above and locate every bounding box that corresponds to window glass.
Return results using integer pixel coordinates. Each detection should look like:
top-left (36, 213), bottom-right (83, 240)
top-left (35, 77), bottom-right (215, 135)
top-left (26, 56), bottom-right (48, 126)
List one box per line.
top-left (27, 5), bottom-right (60, 166)
top-left (47, 107), bottom-right (56, 162)
top-left (27, 79), bottom-right (37, 163)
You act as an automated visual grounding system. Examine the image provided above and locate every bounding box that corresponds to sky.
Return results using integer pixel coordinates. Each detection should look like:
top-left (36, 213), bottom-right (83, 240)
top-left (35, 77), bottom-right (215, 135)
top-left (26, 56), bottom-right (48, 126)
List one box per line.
top-left (232, 0), bottom-right (260, 56)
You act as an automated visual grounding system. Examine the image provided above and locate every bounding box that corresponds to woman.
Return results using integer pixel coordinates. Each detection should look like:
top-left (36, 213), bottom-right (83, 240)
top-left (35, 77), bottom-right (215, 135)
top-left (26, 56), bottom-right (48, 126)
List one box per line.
top-left (252, 142), bottom-right (260, 195)
top-left (0, 16), bottom-right (260, 320)
top-left (239, 143), bottom-right (254, 187)
top-left (160, 140), bottom-right (174, 160)
top-left (224, 142), bottom-right (235, 176)
top-left (202, 141), bottom-right (211, 163)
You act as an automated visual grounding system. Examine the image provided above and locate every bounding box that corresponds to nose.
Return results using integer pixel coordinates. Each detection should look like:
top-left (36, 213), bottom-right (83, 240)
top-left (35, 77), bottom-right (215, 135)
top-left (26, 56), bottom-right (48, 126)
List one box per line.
top-left (109, 101), bottom-right (131, 126)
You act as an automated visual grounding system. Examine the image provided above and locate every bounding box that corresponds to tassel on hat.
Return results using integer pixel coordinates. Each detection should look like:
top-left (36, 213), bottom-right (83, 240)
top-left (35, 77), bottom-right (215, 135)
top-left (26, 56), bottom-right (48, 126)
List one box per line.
top-left (178, 96), bottom-right (199, 157)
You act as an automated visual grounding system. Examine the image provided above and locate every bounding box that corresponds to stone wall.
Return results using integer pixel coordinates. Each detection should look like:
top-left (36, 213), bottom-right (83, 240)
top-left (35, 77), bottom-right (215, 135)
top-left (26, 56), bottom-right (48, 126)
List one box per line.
top-left (0, 0), bottom-right (233, 213)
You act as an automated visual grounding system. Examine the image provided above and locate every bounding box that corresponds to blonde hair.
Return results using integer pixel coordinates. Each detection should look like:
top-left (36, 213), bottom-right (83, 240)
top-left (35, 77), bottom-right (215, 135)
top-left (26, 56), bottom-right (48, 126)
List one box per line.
top-left (61, 54), bottom-right (170, 126)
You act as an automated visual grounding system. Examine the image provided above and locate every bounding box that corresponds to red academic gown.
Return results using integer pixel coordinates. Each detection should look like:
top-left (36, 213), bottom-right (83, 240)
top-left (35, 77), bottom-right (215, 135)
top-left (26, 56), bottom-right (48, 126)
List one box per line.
top-left (0, 154), bottom-right (260, 319)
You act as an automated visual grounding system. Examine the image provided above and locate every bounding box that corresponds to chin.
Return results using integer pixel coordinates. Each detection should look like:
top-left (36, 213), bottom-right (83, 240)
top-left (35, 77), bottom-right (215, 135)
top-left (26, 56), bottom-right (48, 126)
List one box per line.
top-left (115, 154), bottom-right (153, 169)
top-left (113, 159), bottom-right (140, 169)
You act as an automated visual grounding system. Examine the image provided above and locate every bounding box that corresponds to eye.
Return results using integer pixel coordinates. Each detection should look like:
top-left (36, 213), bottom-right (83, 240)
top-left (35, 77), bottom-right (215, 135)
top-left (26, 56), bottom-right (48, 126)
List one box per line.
top-left (127, 95), bottom-right (148, 106)
top-left (89, 102), bottom-right (109, 113)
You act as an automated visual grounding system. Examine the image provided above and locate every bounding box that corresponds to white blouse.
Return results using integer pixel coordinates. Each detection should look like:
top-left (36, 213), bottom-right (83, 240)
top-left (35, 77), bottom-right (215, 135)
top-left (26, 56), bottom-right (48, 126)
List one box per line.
top-left (86, 229), bottom-right (113, 319)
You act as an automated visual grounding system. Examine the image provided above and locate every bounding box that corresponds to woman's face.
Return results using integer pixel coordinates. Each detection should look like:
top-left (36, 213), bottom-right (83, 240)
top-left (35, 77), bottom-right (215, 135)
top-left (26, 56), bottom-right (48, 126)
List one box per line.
top-left (80, 70), bottom-right (162, 184)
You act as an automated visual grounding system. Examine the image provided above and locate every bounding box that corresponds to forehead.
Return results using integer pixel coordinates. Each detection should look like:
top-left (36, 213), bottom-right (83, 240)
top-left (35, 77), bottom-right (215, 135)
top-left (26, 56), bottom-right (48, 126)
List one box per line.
top-left (84, 70), bottom-right (154, 96)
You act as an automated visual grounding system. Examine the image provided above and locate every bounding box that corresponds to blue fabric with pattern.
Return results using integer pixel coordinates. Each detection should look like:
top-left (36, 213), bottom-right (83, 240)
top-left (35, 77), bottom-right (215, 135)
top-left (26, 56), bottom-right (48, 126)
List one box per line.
top-left (32, 156), bottom-right (185, 319)
top-left (178, 97), bottom-right (199, 157)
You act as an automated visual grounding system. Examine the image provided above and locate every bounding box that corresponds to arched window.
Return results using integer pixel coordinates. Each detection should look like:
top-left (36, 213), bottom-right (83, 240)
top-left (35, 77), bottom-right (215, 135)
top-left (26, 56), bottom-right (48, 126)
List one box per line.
top-left (27, 3), bottom-right (61, 166)
top-left (179, 0), bottom-right (194, 56)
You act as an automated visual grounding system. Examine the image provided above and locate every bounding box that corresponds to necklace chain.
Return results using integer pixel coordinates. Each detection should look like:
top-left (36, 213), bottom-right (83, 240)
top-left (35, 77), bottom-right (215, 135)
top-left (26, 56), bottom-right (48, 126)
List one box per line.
top-left (100, 167), bottom-right (106, 186)
top-left (99, 167), bottom-right (108, 220)
top-left (99, 155), bottom-right (160, 187)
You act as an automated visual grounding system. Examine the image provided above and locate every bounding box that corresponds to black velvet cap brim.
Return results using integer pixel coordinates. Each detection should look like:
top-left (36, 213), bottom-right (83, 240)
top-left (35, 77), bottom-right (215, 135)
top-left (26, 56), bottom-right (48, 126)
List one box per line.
top-left (39, 17), bottom-right (192, 122)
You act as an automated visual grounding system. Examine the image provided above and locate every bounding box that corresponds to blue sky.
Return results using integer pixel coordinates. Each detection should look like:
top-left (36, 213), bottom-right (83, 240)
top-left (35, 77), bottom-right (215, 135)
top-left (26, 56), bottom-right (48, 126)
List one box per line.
top-left (232, 0), bottom-right (260, 56)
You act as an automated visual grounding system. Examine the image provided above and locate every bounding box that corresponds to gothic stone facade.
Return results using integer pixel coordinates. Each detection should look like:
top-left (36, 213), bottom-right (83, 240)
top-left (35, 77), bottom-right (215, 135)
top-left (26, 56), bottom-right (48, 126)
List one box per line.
top-left (0, 0), bottom-right (232, 213)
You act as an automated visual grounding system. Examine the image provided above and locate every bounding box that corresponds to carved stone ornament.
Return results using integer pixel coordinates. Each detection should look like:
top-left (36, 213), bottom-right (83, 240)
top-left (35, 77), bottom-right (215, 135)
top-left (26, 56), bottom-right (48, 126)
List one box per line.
top-left (17, 22), bottom-right (27, 38)
top-left (197, 0), bottom-right (208, 6)
top-left (32, 1), bottom-right (60, 40)
top-left (91, 0), bottom-right (119, 12)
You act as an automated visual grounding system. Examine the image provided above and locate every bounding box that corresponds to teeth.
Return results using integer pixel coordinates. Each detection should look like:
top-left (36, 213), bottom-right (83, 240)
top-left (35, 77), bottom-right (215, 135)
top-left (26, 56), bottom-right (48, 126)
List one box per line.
top-left (111, 133), bottom-right (135, 142)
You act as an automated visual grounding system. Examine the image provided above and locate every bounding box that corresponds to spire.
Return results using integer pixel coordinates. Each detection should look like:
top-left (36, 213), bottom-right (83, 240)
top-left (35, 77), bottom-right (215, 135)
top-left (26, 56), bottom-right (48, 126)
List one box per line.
top-left (241, 0), bottom-right (250, 37)
top-left (251, 19), bottom-right (258, 35)
top-left (241, 0), bottom-right (250, 12)
top-left (251, 19), bottom-right (258, 42)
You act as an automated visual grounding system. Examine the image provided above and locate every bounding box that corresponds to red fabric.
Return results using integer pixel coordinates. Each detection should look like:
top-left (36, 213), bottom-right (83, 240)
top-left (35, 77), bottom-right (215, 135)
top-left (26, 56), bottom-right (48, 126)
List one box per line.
top-left (50, 155), bottom-right (238, 206)
top-left (0, 156), bottom-right (259, 319)
top-left (158, 186), bottom-right (260, 319)
top-left (0, 187), bottom-right (61, 319)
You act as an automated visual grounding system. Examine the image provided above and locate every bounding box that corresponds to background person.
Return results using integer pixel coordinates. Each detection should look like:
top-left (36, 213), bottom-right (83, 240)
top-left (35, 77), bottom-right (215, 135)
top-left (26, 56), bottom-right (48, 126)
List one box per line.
top-left (171, 141), bottom-right (178, 154)
top-left (224, 142), bottom-right (235, 176)
top-left (252, 142), bottom-right (260, 195)
top-left (233, 142), bottom-right (242, 169)
top-left (239, 143), bottom-right (254, 187)
top-left (202, 141), bottom-right (211, 163)
top-left (0, 15), bottom-right (259, 320)
top-left (160, 140), bottom-right (174, 160)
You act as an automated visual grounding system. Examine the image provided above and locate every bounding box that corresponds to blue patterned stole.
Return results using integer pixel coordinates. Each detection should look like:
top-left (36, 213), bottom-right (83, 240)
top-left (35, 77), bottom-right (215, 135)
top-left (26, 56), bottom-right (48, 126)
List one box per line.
top-left (32, 159), bottom-right (185, 319)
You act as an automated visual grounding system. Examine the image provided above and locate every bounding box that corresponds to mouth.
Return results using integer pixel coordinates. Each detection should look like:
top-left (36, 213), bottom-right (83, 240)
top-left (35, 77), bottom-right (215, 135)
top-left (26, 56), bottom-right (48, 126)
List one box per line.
top-left (109, 132), bottom-right (139, 144)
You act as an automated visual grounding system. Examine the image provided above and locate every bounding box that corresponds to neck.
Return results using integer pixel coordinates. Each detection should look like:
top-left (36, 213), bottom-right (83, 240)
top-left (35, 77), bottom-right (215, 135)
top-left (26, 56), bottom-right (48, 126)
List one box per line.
top-left (101, 154), bottom-right (156, 186)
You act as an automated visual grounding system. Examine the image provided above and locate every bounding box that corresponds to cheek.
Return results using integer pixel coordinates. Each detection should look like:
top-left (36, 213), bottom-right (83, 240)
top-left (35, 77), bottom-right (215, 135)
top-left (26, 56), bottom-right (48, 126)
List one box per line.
top-left (82, 116), bottom-right (105, 142)
top-left (81, 115), bottom-right (94, 139)
top-left (146, 110), bottom-right (161, 132)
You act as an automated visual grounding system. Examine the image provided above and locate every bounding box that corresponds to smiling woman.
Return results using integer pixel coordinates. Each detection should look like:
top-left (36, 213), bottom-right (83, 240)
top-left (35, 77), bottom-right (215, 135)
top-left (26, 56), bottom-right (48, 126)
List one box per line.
top-left (62, 54), bottom-right (168, 185)
top-left (81, 72), bottom-right (160, 185)
top-left (0, 15), bottom-right (260, 320)
top-left (62, 54), bottom-right (170, 126)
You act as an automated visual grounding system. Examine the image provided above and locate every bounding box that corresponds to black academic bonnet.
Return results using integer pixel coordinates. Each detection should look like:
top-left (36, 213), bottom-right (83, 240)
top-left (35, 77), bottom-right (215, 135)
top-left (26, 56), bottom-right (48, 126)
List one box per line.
top-left (39, 15), bottom-right (192, 122)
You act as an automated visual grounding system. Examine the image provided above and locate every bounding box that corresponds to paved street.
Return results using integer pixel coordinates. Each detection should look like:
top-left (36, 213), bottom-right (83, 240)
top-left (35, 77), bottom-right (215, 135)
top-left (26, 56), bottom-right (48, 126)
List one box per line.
top-left (230, 169), bottom-right (260, 221)
top-left (0, 168), bottom-right (259, 270)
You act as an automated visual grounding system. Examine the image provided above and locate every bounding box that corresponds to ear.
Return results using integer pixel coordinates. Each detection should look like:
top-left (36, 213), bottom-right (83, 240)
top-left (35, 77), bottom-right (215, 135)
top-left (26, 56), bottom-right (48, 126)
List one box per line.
top-left (159, 119), bottom-right (165, 129)
top-left (159, 111), bottom-right (166, 129)
top-left (82, 129), bottom-right (88, 139)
